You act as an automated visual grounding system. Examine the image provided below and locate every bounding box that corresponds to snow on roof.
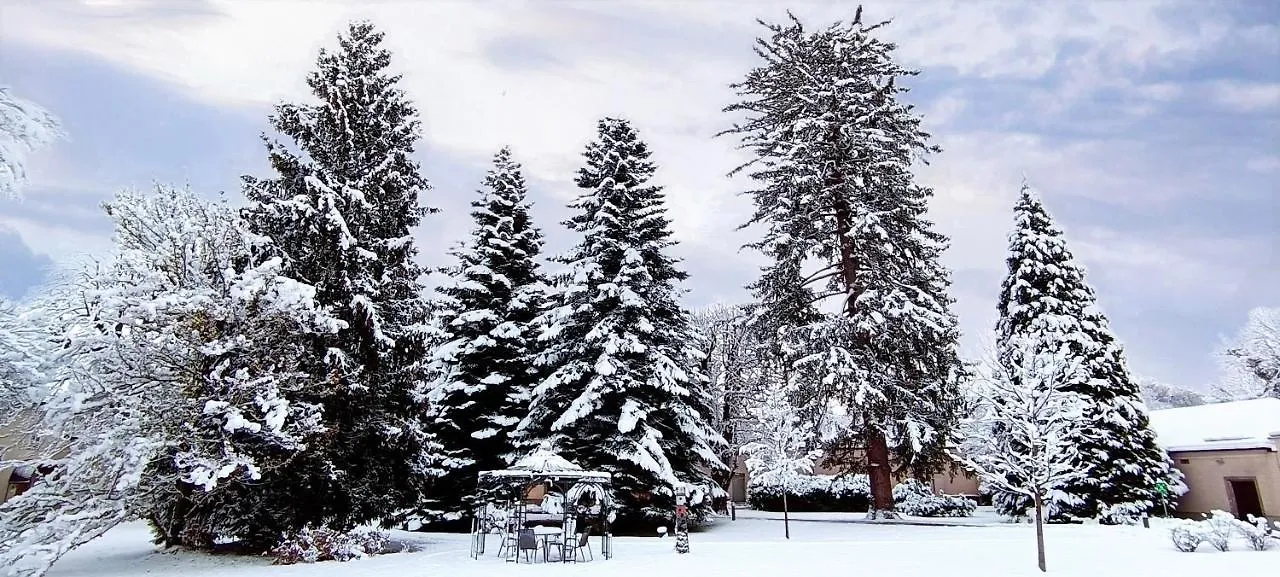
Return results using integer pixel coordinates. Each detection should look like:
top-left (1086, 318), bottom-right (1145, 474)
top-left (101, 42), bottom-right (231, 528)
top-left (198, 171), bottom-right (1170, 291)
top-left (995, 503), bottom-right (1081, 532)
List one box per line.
top-left (1149, 398), bottom-right (1280, 453)
top-left (478, 470), bottom-right (612, 481)
top-left (478, 443), bottom-right (612, 481)
top-left (510, 443), bottom-right (584, 472)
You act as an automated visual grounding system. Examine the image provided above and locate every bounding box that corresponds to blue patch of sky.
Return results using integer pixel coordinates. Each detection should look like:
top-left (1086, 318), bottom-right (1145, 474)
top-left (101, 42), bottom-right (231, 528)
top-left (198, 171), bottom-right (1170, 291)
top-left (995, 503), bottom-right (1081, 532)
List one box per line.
top-left (0, 229), bottom-right (53, 300)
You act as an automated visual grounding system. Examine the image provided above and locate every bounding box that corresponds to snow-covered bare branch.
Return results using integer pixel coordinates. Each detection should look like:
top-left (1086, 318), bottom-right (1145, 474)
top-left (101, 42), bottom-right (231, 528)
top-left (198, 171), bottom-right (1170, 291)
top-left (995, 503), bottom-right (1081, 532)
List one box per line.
top-left (0, 87), bottom-right (63, 199)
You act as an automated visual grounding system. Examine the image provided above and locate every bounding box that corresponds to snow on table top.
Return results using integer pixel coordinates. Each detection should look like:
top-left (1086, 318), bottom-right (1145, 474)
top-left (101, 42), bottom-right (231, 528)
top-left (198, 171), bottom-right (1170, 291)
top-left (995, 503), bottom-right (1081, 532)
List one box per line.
top-left (1149, 398), bottom-right (1280, 452)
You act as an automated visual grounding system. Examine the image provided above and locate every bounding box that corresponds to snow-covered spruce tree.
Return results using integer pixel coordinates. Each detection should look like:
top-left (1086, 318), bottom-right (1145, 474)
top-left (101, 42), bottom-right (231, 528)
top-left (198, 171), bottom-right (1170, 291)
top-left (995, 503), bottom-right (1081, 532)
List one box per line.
top-left (422, 147), bottom-right (547, 520)
top-left (517, 118), bottom-right (725, 526)
top-left (995, 183), bottom-right (1183, 523)
top-left (957, 338), bottom-right (1087, 573)
top-left (1213, 306), bottom-right (1279, 400)
top-left (721, 9), bottom-right (966, 518)
top-left (0, 186), bottom-right (340, 576)
top-left (240, 20), bottom-right (442, 532)
top-left (0, 86), bottom-right (63, 199)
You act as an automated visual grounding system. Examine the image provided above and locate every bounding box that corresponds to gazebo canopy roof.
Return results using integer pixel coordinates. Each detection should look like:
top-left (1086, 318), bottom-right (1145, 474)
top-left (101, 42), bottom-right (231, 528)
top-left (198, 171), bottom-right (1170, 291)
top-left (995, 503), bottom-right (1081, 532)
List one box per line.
top-left (477, 442), bottom-right (611, 482)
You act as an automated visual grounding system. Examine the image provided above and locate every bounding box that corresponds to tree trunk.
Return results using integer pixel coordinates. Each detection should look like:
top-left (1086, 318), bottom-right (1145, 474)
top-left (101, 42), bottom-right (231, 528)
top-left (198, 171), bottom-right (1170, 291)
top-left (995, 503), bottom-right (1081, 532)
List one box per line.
top-left (832, 192), bottom-right (898, 518)
top-left (783, 489), bottom-right (791, 539)
top-left (1034, 490), bottom-right (1047, 573)
top-left (866, 428), bottom-right (896, 517)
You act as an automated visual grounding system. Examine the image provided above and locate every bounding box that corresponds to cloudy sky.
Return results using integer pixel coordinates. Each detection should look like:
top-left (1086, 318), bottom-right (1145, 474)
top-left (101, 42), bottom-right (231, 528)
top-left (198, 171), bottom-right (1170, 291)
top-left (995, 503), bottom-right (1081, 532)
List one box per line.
top-left (0, 0), bottom-right (1276, 389)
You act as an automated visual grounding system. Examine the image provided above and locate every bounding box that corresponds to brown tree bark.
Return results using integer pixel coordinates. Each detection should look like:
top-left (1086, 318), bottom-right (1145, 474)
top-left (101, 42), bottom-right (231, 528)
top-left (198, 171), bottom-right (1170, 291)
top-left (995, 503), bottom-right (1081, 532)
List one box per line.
top-left (1034, 490), bottom-right (1047, 572)
top-left (782, 489), bottom-right (791, 539)
top-left (833, 190), bottom-right (897, 518)
top-left (866, 428), bottom-right (896, 516)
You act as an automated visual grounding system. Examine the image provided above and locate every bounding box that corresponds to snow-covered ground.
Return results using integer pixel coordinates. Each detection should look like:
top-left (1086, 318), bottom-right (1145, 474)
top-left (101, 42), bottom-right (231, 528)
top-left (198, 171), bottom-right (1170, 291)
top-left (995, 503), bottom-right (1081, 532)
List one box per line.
top-left (46, 512), bottom-right (1276, 577)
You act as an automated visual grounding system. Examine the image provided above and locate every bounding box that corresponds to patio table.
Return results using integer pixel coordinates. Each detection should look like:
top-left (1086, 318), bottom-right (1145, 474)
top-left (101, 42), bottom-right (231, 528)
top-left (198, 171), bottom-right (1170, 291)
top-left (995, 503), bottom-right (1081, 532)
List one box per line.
top-left (531, 525), bottom-right (563, 562)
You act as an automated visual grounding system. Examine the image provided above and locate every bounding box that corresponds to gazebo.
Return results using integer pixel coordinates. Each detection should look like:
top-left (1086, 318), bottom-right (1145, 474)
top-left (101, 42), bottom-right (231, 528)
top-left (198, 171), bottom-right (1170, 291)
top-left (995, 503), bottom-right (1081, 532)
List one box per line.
top-left (470, 444), bottom-right (615, 563)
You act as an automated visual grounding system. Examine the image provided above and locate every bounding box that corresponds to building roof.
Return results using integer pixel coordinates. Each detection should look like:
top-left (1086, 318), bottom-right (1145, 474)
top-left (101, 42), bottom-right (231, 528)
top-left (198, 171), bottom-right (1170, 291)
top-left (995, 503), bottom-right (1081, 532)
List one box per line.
top-left (1149, 398), bottom-right (1280, 453)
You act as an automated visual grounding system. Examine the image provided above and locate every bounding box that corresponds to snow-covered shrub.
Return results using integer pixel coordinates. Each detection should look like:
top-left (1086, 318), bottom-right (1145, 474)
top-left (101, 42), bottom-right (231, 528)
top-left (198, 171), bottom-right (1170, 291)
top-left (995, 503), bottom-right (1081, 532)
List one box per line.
top-left (747, 474), bottom-right (871, 512)
top-left (1099, 501), bottom-right (1151, 526)
top-left (1201, 510), bottom-right (1236, 551)
top-left (893, 479), bottom-right (977, 518)
top-left (1169, 520), bottom-right (1204, 552)
top-left (1238, 515), bottom-right (1274, 551)
top-left (269, 527), bottom-right (388, 565)
top-left (749, 475), bottom-right (974, 517)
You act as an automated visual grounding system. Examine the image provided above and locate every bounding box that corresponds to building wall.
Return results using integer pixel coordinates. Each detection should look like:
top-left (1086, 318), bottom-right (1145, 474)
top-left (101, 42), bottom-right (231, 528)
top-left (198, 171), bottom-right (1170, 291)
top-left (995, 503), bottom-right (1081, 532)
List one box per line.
top-left (0, 410), bottom-right (47, 506)
top-left (1169, 446), bottom-right (1280, 520)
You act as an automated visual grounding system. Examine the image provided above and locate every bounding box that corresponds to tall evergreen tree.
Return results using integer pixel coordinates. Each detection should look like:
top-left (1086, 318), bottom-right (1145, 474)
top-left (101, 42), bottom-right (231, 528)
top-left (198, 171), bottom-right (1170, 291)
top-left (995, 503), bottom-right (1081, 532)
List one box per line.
top-left (424, 147), bottom-right (546, 519)
top-left (721, 9), bottom-right (966, 517)
top-left (995, 183), bottom-right (1184, 523)
top-left (517, 118), bottom-right (725, 525)
top-left (239, 20), bottom-right (442, 532)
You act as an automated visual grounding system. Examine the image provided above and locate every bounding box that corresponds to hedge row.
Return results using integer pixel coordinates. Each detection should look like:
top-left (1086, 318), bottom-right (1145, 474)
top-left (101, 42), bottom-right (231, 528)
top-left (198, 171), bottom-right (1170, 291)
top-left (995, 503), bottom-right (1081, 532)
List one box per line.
top-left (747, 475), bottom-right (872, 513)
top-left (747, 475), bottom-right (975, 517)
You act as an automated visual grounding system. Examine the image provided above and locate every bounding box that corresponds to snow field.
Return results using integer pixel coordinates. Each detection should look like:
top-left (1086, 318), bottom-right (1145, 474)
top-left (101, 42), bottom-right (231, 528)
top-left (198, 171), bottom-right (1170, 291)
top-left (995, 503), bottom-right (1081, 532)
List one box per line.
top-left (46, 513), bottom-right (1276, 577)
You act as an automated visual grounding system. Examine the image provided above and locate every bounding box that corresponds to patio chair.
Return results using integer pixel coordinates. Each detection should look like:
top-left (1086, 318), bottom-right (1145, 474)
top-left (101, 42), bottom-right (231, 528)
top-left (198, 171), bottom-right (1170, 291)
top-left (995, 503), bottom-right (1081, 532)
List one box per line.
top-left (497, 519), bottom-right (519, 559)
top-left (515, 529), bottom-right (540, 563)
top-left (544, 518), bottom-right (575, 561)
top-left (560, 526), bottom-right (593, 563)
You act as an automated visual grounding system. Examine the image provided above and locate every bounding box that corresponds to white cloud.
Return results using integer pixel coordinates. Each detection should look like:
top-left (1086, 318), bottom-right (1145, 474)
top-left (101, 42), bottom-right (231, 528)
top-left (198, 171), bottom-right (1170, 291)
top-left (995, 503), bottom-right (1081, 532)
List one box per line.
top-left (1213, 81), bottom-right (1280, 111)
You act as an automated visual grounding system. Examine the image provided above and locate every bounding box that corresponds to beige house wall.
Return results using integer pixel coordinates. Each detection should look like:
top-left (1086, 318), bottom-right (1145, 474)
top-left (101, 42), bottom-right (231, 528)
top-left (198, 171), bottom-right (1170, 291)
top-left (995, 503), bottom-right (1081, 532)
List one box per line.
top-left (0, 409), bottom-right (50, 506)
top-left (1169, 445), bottom-right (1280, 520)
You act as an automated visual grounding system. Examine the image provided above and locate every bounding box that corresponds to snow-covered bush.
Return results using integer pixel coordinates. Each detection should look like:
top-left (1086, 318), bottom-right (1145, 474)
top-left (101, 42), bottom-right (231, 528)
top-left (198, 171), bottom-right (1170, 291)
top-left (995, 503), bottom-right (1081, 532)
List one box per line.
top-left (269, 527), bottom-right (388, 565)
top-left (1202, 510), bottom-right (1236, 551)
top-left (893, 479), bottom-right (977, 518)
top-left (0, 185), bottom-right (344, 576)
top-left (1168, 512), bottom-right (1276, 553)
top-left (747, 474), bottom-right (871, 512)
top-left (1238, 515), bottom-right (1274, 551)
top-left (749, 475), bottom-right (973, 517)
top-left (1169, 520), bottom-right (1205, 552)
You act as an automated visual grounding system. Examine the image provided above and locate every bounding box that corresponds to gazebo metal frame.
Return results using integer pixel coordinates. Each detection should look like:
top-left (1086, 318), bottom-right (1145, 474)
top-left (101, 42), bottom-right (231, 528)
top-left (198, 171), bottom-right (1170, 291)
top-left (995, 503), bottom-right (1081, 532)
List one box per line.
top-left (470, 468), bottom-right (615, 562)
